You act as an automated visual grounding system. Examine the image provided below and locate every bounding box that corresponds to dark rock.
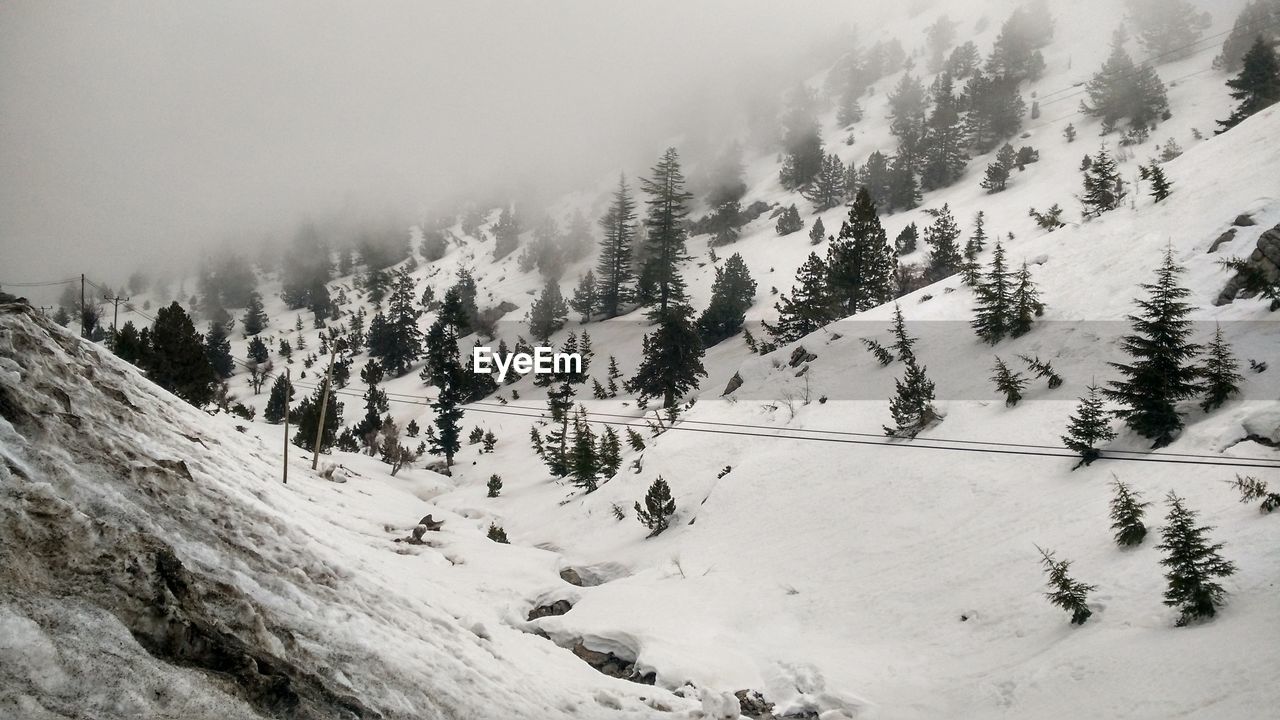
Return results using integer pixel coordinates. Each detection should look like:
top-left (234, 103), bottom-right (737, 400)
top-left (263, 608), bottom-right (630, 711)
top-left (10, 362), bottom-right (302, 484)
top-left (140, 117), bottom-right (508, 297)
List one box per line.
top-left (736, 689), bottom-right (775, 719)
top-left (1233, 213), bottom-right (1257, 227)
top-left (1216, 223), bottom-right (1280, 306)
top-left (1207, 228), bottom-right (1236, 253)
top-left (788, 346), bottom-right (816, 368)
top-left (527, 599), bottom-right (573, 621)
top-left (571, 641), bottom-right (655, 685)
top-left (723, 372), bottom-right (743, 396)
top-left (417, 514), bottom-right (445, 531)
top-left (559, 567), bottom-right (585, 586)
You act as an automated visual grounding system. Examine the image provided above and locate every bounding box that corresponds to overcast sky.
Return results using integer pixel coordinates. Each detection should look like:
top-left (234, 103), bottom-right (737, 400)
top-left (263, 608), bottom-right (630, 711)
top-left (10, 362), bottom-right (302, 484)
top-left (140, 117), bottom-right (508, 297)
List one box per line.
top-left (0, 0), bottom-right (880, 289)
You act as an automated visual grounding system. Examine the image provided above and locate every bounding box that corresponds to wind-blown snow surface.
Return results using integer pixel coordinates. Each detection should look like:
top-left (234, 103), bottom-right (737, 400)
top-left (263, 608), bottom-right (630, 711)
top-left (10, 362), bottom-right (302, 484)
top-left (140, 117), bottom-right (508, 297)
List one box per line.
top-left (0, 304), bottom-right (700, 719)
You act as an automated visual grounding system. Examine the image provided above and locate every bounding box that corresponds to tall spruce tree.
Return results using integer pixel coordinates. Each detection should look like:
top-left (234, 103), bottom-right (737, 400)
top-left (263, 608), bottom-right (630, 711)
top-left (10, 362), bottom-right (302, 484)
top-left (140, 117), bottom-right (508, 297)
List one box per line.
top-left (1141, 162), bottom-right (1174, 202)
top-left (373, 267), bottom-right (423, 376)
top-left (147, 302), bottom-right (218, 407)
top-left (529, 279), bottom-right (569, 343)
top-left (291, 383), bottom-right (343, 453)
top-left (241, 291), bottom-right (268, 336)
top-left (204, 322), bottom-right (233, 380)
top-left (1217, 36), bottom-right (1280, 132)
top-left (567, 408), bottom-right (599, 492)
top-left (1061, 384), bottom-right (1117, 466)
top-left (764, 253), bottom-right (836, 343)
top-left (626, 306), bottom-right (707, 408)
top-left (825, 188), bottom-right (896, 316)
top-left (599, 174), bottom-right (640, 316)
top-left (635, 476), bottom-right (676, 537)
top-left (972, 240), bottom-right (1012, 343)
top-left (263, 373), bottom-right (295, 424)
top-left (1009, 262), bottom-right (1044, 337)
top-left (887, 153), bottom-right (921, 212)
top-left (1199, 325), bottom-right (1242, 412)
top-left (1109, 479), bottom-right (1150, 547)
top-left (801, 152), bottom-right (847, 212)
top-left (883, 305), bottom-right (937, 438)
top-left (636, 148), bottom-right (693, 318)
top-left (1037, 547), bottom-right (1097, 626)
top-left (990, 356), bottom-right (1028, 406)
top-left (924, 205), bottom-right (963, 281)
top-left (1082, 29), bottom-right (1170, 129)
top-left (919, 72), bottom-right (969, 191)
top-left (570, 270), bottom-right (598, 323)
top-left (492, 207), bottom-right (521, 261)
top-left (779, 85), bottom-right (825, 190)
top-left (697, 253), bottom-right (757, 346)
top-left (980, 143), bottom-right (1017, 193)
top-left (1157, 493), bottom-right (1237, 626)
top-left (1081, 146), bottom-right (1126, 218)
top-left (1104, 249), bottom-right (1203, 447)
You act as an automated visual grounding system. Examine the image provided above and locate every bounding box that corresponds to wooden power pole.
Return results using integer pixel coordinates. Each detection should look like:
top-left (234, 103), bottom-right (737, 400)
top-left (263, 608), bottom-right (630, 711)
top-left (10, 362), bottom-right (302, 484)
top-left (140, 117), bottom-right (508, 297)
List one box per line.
top-left (282, 367), bottom-right (291, 484)
top-left (311, 347), bottom-right (337, 471)
top-left (103, 292), bottom-right (130, 337)
top-left (79, 274), bottom-right (86, 337)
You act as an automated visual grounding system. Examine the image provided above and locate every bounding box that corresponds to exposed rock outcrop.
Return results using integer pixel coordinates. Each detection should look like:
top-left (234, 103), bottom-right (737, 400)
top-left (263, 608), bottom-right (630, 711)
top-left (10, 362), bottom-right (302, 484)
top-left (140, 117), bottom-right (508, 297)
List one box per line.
top-left (1216, 222), bottom-right (1280, 306)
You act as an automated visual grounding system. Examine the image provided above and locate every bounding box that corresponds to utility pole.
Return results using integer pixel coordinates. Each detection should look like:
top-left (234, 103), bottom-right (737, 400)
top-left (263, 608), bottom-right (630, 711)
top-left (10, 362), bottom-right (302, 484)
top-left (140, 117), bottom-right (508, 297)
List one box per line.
top-left (80, 274), bottom-right (86, 338)
top-left (311, 346), bottom-right (337, 471)
top-left (283, 367), bottom-right (290, 484)
top-left (103, 292), bottom-right (130, 339)
top-left (37, 306), bottom-right (54, 316)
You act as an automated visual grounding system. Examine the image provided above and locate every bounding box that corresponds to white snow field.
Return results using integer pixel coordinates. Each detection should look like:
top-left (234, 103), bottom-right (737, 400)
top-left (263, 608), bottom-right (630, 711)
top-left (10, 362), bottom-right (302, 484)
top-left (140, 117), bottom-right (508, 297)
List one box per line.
top-left (5, 0), bottom-right (1280, 717)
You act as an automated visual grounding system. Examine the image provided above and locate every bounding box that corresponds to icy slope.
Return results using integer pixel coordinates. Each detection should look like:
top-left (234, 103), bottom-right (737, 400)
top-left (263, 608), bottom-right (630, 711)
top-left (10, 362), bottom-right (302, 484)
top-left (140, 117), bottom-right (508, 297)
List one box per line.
top-left (0, 302), bottom-right (702, 720)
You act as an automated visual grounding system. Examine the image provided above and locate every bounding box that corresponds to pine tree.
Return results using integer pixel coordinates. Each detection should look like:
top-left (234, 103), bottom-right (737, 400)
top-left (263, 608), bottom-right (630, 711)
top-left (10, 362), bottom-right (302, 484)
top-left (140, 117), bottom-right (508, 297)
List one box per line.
top-left (775, 204), bottom-right (804, 236)
top-left (566, 408), bottom-right (599, 492)
top-left (626, 306), bottom-right (707, 408)
top-left (487, 522), bottom-right (509, 543)
top-left (241, 291), bottom-right (268, 336)
top-left (570, 270), bottom-right (598, 323)
top-left (965, 212), bottom-right (988, 260)
top-left (858, 151), bottom-right (893, 208)
top-left (919, 73), bottom-right (969, 191)
top-left (1037, 546), bottom-right (1097, 626)
top-left (1009, 262), bottom-right (1044, 337)
top-left (884, 307), bottom-right (937, 438)
top-left (697, 253), bottom-right (757, 346)
top-left (1109, 479), bottom-right (1150, 547)
top-left (636, 148), bottom-right (693, 317)
top-left (990, 356), bottom-right (1028, 406)
top-left (595, 175), bottom-right (636, 318)
top-left (1218, 36), bottom-right (1280, 131)
top-left (598, 426), bottom-right (622, 478)
top-left (980, 143), bottom-right (1016, 193)
top-left (146, 302), bottom-right (218, 407)
top-left (1199, 325), bottom-right (1242, 412)
top-left (263, 373), bottom-right (295, 424)
top-left (1157, 493), bottom-right (1237, 626)
top-left (1082, 29), bottom-right (1169, 130)
top-left (887, 73), bottom-right (927, 143)
top-left (972, 240), bottom-right (1012, 343)
top-left (1061, 384), bottom-right (1117, 466)
top-left (861, 338), bottom-right (895, 366)
top-left (487, 474), bottom-right (503, 498)
top-left (886, 153), bottom-right (920, 212)
top-left (764, 253), bottom-right (837, 344)
top-left (204, 322), bottom-right (233, 379)
top-left (895, 223), bottom-right (919, 256)
top-left (1228, 475), bottom-right (1280, 514)
top-left (247, 335), bottom-right (269, 364)
top-left (1018, 354), bottom-right (1063, 389)
top-left (1105, 250), bottom-right (1203, 448)
top-left (1140, 162), bottom-right (1173, 202)
top-left (634, 476), bottom-right (676, 537)
top-left (529, 278), bottom-right (569, 343)
top-left (492, 207), bottom-right (521, 261)
top-left (825, 188), bottom-right (896, 316)
top-left (963, 72), bottom-right (1027, 152)
top-left (924, 205), bottom-right (962, 281)
top-left (372, 268), bottom-right (423, 376)
top-left (779, 84), bottom-right (824, 189)
top-left (1081, 146), bottom-right (1126, 219)
top-left (801, 153), bottom-right (847, 211)
top-left (1126, 0), bottom-right (1209, 61)
top-left (291, 383), bottom-right (343, 453)
top-left (625, 427), bottom-right (646, 452)
top-left (354, 361), bottom-right (390, 442)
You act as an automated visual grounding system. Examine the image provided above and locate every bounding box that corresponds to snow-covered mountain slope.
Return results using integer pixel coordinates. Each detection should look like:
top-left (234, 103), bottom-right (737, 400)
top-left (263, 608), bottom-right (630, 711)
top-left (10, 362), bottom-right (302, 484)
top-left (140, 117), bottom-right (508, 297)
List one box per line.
top-left (0, 302), bottom-right (711, 719)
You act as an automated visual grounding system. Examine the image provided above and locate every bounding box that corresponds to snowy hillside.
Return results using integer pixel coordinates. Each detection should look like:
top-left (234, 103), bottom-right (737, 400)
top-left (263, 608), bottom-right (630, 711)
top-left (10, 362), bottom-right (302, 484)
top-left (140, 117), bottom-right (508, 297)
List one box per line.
top-left (6, 0), bottom-right (1280, 718)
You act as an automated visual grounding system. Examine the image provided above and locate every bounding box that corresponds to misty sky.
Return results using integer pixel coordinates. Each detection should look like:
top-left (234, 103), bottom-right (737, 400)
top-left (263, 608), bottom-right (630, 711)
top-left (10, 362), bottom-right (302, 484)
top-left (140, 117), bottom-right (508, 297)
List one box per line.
top-left (0, 0), bottom-right (876, 289)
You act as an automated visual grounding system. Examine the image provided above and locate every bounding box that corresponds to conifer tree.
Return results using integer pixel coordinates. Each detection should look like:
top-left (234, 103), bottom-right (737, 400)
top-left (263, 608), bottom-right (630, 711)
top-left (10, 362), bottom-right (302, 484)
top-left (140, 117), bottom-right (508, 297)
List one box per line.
top-left (625, 427), bottom-right (646, 452)
top-left (291, 383), bottom-right (343, 453)
top-left (924, 205), bottom-right (962, 281)
top-left (487, 522), bottom-right (509, 543)
top-left (1037, 546), bottom-right (1097, 625)
top-left (884, 306), bottom-right (937, 438)
top-left (887, 73), bottom-right (927, 143)
top-left (598, 426), bottom-right (622, 478)
top-left (1126, 0), bottom-right (1209, 61)
top-left (1062, 384), bottom-right (1117, 466)
top-left (1082, 29), bottom-right (1169, 129)
top-left (1218, 36), bottom-right (1280, 131)
top-left (429, 367), bottom-right (465, 468)
top-left (204, 322), bottom-right (233, 380)
top-left (147, 302), bottom-right (218, 407)
top-left (263, 373), bottom-right (295, 424)
top-left (626, 306), bottom-right (707, 408)
top-left (972, 241), bottom-right (1012, 343)
top-left (779, 85), bottom-right (824, 189)
top-left (1157, 493), bottom-right (1237, 626)
top-left (861, 338), bottom-right (895, 366)
top-left (247, 335), bottom-right (269, 364)
top-left (1109, 479), bottom-right (1150, 547)
top-left (1140, 162), bottom-right (1173, 202)
top-left (965, 212), bottom-right (987, 260)
top-left (241, 291), bottom-right (268, 336)
top-left (567, 408), bottom-right (599, 492)
top-left (895, 223), bottom-right (919, 256)
top-left (634, 476), bottom-right (676, 537)
top-left (636, 148), bottom-right (693, 317)
top-left (596, 175), bottom-right (636, 318)
top-left (1228, 475), bottom-right (1280, 514)
top-left (1029, 204), bottom-right (1067, 231)
top-left (775, 204), bottom-right (804, 236)
top-left (919, 73), bottom-right (969, 190)
top-left (1104, 250), bottom-right (1203, 447)
top-left (764, 253), bottom-right (836, 343)
top-left (372, 267), bottom-right (423, 376)
top-left (886, 154), bottom-right (921, 212)
top-left (1080, 146), bottom-right (1127, 219)
top-left (697, 253), bottom-right (757, 346)
top-left (990, 356), bottom-right (1028, 406)
top-left (487, 474), bottom-right (503, 498)
top-left (1018, 354), bottom-right (1063, 389)
top-left (980, 143), bottom-right (1016, 193)
top-left (825, 188), bottom-right (896, 316)
top-left (354, 361), bottom-right (390, 441)
top-left (808, 216), bottom-right (826, 245)
top-left (858, 151), bottom-right (893, 209)
top-left (1199, 325), bottom-right (1242, 412)
top-left (492, 207), bottom-right (521, 261)
top-left (801, 153), bottom-right (847, 212)
top-left (529, 278), bottom-right (569, 343)
top-left (570, 270), bottom-right (598, 323)
top-left (1009, 262), bottom-right (1044, 337)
